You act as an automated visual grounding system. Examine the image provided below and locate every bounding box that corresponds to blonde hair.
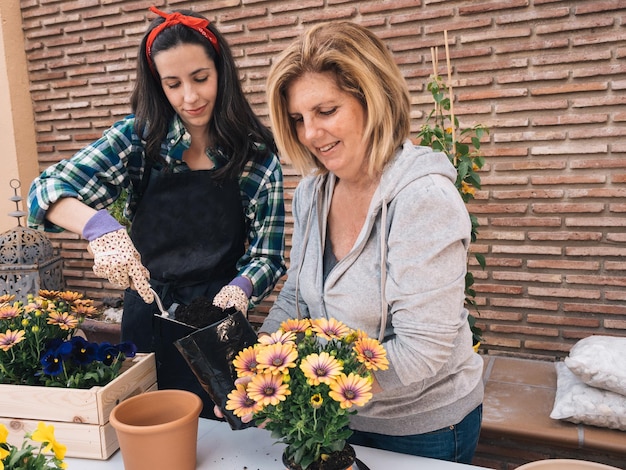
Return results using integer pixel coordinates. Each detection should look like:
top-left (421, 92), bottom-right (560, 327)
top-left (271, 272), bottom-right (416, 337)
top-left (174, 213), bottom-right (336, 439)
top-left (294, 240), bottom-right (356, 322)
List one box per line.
top-left (267, 21), bottom-right (411, 176)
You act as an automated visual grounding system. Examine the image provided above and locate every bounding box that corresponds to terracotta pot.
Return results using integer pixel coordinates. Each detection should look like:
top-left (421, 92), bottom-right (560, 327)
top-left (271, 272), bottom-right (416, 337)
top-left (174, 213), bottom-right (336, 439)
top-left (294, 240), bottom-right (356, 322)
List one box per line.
top-left (516, 460), bottom-right (621, 470)
top-left (109, 389), bottom-right (202, 470)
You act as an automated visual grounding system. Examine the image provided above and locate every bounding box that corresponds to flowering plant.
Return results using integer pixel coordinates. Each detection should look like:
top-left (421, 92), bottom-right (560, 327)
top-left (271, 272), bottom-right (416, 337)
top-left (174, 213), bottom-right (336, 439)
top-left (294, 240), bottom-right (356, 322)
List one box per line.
top-left (226, 317), bottom-right (388, 469)
top-left (0, 290), bottom-right (136, 388)
top-left (0, 421), bottom-right (66, 470)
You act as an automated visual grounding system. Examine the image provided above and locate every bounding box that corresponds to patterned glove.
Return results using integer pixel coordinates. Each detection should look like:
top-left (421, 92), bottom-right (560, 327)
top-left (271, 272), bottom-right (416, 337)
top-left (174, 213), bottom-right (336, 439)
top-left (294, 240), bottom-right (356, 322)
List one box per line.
top-left (213, 285), bottom-right (249, 315)
top-left (88, 228), bottom-right (154, 304)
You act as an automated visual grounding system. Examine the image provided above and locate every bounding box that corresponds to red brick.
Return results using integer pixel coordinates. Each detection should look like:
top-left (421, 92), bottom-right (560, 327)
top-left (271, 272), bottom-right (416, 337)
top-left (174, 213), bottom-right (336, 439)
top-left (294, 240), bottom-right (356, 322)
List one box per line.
top-left (573, 63), bottom-right (626, 78)
top-left (532, 113), bottom-right (608, 126)
top-left (531, 175), bottom-right (606, 185)
top-left (496, 99), bottom-right (567, 113)
top-left (490, 325), bottom-right (560, 337)
top-left (575, 1), bottom-right (626, 15)
top-left (492, 271), bottom-right (562, 283)
top-left (531, 203), bottom-right (604, 213)
top-left (564, 302), bottom-right (626, 315)
top-left (496, 7), bottom-right (570, 25)
top-left (523, 340), bottom-right (571, 353)
top-left (494, 38), bottom-right (569, 55)
top-left (535, 17), bottom-right (615, 35)
top-left (459, 0), bottom-right (529, 16)
top-left (527, 314), bottom-right (600, 327)
top-left (531, 82), bottom-right (608, 95)
top-left (527, 231), bottom-right (603, 242)
top-left (566, 246), bottom-right (625, 257)
top-left (607, 290), bottom-right (626, 301)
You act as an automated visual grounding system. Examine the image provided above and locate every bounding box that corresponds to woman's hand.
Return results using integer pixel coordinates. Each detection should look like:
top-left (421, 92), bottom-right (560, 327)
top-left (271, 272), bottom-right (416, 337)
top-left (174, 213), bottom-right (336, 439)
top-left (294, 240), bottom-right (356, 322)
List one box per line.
top-left (215, 375), bottom-right (255, 423)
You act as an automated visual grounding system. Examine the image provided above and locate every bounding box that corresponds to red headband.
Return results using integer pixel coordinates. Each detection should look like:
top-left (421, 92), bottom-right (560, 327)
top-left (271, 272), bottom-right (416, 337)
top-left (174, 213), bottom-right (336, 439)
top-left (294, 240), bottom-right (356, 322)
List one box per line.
top-left (145, 6), bottom-right (220, 76)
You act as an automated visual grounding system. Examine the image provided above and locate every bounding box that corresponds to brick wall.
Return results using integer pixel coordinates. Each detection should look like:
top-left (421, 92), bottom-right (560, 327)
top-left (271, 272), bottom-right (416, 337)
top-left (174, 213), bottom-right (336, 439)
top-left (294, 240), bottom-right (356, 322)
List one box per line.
top-left (18, 0), bottom-right (626, 359)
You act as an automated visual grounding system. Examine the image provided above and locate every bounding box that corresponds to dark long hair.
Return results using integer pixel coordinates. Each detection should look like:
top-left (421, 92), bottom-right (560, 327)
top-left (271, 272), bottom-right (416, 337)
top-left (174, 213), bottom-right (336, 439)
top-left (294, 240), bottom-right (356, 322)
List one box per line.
top-left (131, 9), bottom-right (276, 180)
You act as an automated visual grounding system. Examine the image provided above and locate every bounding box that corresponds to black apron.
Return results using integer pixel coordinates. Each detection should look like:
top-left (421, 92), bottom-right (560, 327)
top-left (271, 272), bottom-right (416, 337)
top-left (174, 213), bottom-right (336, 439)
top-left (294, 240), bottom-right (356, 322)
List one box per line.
top-left (122, 165), bottom-right (246, 419)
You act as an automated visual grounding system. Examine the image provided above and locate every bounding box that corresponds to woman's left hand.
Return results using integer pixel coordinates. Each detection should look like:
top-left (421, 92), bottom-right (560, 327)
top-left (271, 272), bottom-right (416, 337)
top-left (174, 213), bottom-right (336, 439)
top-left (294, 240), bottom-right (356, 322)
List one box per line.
top-left (213, 285), bottom-right (249, 314)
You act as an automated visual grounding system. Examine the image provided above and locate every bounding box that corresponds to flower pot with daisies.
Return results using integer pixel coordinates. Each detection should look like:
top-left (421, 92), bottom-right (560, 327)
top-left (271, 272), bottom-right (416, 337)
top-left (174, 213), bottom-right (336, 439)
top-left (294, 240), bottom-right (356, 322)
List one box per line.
top-left (0, 290), bottom-right (157, 459)
top-left (226, 317), bottom-right (388, 470)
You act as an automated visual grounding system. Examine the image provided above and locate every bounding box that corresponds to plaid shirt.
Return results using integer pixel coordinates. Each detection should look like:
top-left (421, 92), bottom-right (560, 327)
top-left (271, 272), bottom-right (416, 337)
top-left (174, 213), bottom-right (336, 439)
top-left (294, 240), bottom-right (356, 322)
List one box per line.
top-left (27, 115), bottom-right (286, 304)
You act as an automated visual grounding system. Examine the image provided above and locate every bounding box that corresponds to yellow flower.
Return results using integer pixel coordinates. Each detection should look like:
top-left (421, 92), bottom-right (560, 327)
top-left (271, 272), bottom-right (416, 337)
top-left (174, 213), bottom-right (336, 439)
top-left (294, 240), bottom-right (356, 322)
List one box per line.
top-left (0, 450), bottom-right (9, 467)
top-left (37, 290), bottom-right (60, 300)
top-left (0, 305), bottom-right (20, 320)
top-left (0, 294), bottom-right (15, 305)
top-left (71, 301), bottom-right (98, 317)
top-left (57, 291), bottom-right (83, 303)
top-left (310, 317), bottom-right (351, 341)
top-left (280, 318), bottom-right (310, 333)
top-left (300, 352), bottom-right (343, 386)
top-left (329, 372), bottom-right (373, 409)
top-left (310, 393), bottom-right (323, 409)
top-left (0, 329), bottom-right (26, 351)
top-left (258, 330), bottom-right (296, 345)
top-left (0, 423), bottom-right (8, 443)
top-left (353, 337), bottom-right (389, 371)
top-left (31, 422), bottom-right (67, 461)
top-left (226, 383), bottom-right (262, 418)
top-left (232, 346), bottom-right (259, 377)
top-left (46, 312), bottom-right (78, 330)
top-left (461, 181), bottom-right (476, 196)
top-left (256, 342), bottom-right (298, 375)
top-left (247, 372), bottom-right (291, 407)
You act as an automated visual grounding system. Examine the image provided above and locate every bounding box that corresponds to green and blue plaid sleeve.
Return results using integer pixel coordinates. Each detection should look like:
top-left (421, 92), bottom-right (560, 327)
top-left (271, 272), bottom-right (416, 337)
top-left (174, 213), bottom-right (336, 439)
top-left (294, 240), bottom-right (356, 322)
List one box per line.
top-left (238, 152), bottom-right (287, 305)
top-left (27, 118), bottom-right (138, 232)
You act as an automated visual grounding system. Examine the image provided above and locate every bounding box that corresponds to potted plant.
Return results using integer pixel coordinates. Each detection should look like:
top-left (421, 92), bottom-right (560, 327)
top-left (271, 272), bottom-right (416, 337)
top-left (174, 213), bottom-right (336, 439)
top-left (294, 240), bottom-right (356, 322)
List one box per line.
top-left (226, 317), bottom-right (388, 470)
top-left (0, 290), bottom-right (136, 388)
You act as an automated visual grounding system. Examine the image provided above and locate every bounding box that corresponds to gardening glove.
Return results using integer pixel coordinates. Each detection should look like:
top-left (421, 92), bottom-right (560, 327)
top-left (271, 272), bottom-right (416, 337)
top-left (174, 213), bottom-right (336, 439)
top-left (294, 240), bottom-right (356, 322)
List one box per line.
top-left (212, 276), bottom-right (252, 315)
top-left (84, 210), bottom-right (153, 304)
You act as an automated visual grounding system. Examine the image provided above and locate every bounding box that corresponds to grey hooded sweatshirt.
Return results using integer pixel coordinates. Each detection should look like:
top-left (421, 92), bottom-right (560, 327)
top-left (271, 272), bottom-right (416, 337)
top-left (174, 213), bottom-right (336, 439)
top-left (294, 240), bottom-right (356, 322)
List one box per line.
top-left (261, 140), bottom-right (484, 436)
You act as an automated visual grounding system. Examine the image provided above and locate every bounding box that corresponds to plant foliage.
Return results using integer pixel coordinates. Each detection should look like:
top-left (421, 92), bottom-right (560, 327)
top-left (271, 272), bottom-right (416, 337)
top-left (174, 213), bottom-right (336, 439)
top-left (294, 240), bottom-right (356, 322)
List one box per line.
top-left (416, 75), bottom-right (489, 345)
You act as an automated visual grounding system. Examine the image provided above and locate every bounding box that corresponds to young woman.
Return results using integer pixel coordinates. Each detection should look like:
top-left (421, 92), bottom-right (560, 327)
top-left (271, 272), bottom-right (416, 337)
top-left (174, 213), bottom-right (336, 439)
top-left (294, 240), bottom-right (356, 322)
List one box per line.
top-left (259, 21), bottom-right (484, 463)
top-left (28, 7), bottom-right (286, 418)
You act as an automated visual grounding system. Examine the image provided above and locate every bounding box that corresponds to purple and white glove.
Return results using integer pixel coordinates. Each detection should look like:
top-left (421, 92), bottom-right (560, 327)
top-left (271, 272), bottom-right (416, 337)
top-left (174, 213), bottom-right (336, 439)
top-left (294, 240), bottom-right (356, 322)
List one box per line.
top-left (84, 210), bottom-right (154, 304)
top-left (212, 276), bottom-right (252, 315)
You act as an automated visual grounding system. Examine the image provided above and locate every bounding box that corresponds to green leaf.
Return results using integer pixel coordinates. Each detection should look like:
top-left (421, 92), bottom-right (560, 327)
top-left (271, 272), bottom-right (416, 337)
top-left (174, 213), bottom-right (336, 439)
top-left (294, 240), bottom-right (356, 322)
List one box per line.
top-left (475, 253), bottom-right (486, 270)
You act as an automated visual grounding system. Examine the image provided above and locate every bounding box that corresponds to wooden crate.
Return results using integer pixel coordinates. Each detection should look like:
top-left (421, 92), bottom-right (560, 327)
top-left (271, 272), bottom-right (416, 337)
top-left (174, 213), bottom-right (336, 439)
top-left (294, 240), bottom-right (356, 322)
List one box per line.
top-left (0, 352), bottom-right (157, 460)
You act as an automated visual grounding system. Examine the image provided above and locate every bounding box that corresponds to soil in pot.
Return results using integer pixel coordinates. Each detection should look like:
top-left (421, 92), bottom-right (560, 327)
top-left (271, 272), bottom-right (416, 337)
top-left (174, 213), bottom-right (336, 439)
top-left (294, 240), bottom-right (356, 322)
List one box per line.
top-left (283, 444), bottom-right (357, 470)
top-left (174, 297), bottom-right (228, 328)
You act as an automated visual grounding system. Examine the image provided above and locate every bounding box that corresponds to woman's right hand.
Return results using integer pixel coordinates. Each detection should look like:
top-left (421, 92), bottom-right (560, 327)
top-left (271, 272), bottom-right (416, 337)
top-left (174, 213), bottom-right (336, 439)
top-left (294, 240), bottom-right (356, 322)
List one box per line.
top-left (215, 405), bottom-right (254, 423)
top-left (89, 228), bottom-right (153, 303)
top-left (215, 376), bottom-right (255, 423)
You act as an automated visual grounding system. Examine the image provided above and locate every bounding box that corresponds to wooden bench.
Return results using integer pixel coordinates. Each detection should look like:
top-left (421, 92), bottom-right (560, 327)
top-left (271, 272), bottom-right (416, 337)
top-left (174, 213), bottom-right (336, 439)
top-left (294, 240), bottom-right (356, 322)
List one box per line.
top-left (473, 356), bottom-right (626, 469)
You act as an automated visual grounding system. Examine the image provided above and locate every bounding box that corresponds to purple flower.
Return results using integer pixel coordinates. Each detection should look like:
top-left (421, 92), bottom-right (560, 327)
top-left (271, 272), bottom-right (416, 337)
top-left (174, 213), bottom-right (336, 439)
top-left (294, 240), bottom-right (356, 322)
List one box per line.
top-left (117, 341), bottom-right (137, 358)
top-left (68, 336), bottom-right (98, 365)
top-left (40, 348), bottom-right (65, 376)
top-left (96, 342), bottom-right (120, 366)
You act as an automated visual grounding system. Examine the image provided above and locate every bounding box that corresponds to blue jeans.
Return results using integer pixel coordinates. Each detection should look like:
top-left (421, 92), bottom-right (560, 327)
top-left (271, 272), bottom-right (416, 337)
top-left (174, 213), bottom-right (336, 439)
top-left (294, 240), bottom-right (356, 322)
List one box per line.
top-left (348, 404), bottom-right (482, 464)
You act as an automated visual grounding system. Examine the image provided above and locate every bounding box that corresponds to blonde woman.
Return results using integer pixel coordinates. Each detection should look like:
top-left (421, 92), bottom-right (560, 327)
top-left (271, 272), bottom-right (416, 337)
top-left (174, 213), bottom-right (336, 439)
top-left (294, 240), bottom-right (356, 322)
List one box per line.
top-left (262, 21), bottom-right (484, 464)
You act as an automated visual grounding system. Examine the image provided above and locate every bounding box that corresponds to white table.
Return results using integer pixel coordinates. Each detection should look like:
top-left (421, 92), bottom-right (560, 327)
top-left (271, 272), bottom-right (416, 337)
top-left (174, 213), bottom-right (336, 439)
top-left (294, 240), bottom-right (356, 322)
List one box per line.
top-left (66, 418), bottom-right (490, 469)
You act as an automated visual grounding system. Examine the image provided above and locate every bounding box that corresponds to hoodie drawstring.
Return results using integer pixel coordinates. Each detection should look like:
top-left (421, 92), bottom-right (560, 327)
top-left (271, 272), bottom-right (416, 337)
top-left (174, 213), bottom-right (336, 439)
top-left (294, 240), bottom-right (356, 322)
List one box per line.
top-left (378, 198), bottom-right (388, 343)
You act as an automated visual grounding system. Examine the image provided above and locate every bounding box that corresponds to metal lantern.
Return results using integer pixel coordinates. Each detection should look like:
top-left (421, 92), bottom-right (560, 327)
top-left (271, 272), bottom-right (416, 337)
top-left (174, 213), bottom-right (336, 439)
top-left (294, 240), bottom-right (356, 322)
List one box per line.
top-left (0, 179), bottom-right (63, 302)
